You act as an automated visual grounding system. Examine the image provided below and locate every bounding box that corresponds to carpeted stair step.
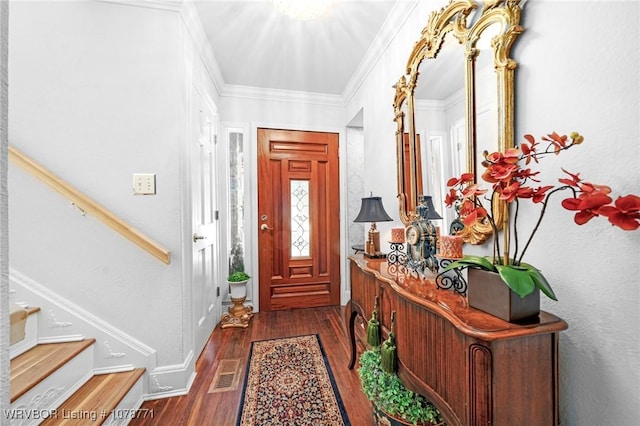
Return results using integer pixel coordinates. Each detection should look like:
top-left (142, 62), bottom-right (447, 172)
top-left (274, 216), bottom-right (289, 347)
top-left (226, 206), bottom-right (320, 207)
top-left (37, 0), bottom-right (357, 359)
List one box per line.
top-left (10, 339), bottom-right (96, 403)
top-left (40, 368), bottom-right (146, 425)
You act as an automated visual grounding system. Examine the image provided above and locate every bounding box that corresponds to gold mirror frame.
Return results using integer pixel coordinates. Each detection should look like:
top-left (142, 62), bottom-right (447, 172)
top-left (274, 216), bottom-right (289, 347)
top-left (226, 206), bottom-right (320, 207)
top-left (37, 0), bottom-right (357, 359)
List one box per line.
top-left (395, 0), bottom-right (524, 244)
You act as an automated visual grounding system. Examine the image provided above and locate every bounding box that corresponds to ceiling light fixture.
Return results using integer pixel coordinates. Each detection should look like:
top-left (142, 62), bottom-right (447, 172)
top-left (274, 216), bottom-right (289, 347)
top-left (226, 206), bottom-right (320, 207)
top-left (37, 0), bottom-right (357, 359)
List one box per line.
top-left (271, 0), bottom-right (336, 21)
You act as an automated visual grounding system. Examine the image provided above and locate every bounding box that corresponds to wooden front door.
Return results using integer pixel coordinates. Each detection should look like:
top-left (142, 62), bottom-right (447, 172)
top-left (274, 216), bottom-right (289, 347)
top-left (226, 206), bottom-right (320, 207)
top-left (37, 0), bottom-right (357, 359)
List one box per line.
top-left (257, 128), bottom-right (340, 311)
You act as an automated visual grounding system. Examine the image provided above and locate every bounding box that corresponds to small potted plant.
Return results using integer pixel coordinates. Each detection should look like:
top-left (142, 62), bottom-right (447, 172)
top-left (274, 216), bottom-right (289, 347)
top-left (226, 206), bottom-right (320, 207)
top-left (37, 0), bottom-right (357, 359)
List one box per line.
top-left (228, 270), bottom-right (250, 284)
top-left (443, 131), bottom-right (640, 321)
top-left (221, 270), bottom-right (253, 328)
top-left (358, 348), bottom-right (444, 426)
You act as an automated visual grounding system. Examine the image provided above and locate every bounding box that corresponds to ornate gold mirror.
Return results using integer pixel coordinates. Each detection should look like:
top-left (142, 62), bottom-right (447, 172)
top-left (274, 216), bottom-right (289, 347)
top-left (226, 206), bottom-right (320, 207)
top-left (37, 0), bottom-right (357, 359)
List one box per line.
top-left (394, 74), bottom-right (422, 224)
top-left (395, 0), bottom-right (524, 244)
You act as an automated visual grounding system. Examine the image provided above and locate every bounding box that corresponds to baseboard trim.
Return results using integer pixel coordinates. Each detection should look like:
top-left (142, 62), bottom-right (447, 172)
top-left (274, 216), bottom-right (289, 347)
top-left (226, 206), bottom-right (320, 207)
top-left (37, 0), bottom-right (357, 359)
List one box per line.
top-left (93, 364), bottom-right (136, 375)
top-left (38, 335), bottom-right (85, 344)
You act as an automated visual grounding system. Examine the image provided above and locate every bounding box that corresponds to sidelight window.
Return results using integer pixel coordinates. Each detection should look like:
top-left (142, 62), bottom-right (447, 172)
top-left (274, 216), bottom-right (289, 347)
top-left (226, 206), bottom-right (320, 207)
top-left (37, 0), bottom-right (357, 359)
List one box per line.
top-left (228, 128), bottom-right (246, 274)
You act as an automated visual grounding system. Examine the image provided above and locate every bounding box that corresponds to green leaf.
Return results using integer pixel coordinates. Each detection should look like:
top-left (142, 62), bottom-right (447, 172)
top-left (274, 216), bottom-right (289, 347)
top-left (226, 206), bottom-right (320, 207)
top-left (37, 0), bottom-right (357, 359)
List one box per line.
top-left (441, 255), bottom-right (496, 273)
top-left (227, 271), bottom-right (250, 282)
top-left (529, 268), bottom-right (558, 301)
top-left (495, 264), bottom-right (536, 298)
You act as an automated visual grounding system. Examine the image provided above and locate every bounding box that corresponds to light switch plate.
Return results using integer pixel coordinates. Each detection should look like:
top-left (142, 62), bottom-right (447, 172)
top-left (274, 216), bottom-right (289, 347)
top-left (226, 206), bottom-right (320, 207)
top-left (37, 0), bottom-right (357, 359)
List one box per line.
top-left (133, 173), bottom-right (156, 195)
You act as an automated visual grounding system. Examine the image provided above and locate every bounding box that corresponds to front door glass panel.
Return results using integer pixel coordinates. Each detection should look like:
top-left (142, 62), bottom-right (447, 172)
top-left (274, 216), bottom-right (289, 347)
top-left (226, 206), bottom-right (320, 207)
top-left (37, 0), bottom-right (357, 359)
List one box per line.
top-left (290, 179), bottom-right (310, 257)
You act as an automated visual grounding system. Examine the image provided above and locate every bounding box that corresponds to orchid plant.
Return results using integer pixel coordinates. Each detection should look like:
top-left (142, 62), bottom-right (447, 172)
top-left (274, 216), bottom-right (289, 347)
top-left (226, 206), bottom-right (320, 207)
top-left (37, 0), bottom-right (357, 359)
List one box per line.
top-left (443, 132), bottom-right (640, 300)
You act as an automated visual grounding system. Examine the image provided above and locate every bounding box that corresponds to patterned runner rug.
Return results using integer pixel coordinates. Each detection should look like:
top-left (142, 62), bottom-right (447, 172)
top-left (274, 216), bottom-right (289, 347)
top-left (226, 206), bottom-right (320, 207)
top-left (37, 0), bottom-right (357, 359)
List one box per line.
top-left (237, 334), bottom-right (351, 426)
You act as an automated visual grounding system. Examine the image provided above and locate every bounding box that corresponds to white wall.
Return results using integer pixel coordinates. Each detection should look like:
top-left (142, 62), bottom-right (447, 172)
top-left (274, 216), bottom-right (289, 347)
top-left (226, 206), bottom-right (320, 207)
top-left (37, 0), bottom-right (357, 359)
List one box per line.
top-left (516, 2), bottom-right (639, 424)
top-left (8, 0), bottom-right (185, 367)
top-left (347, 0), bottom-right (640, 424)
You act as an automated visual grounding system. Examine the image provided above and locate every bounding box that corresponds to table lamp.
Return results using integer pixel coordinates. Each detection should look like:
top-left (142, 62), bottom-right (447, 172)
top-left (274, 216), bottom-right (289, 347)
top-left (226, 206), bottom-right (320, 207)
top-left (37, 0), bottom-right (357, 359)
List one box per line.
top-left (354, 194), bottom-right (393, 258)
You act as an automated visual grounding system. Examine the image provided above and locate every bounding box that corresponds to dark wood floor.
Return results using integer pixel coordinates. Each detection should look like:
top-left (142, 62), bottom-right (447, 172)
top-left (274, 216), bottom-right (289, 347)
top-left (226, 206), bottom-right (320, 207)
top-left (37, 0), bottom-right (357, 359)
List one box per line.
top-left (130, 306), bottom-right (374, 426)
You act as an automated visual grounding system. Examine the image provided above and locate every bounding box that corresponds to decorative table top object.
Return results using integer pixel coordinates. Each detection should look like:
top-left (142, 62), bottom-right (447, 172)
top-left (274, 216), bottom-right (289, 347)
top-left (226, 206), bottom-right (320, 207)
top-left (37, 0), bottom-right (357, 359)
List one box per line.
top-left (387, 227), bottom-right (407, 267)
top-left (405, 195), bottom-right (441, 277)
top-left (354, 194), bottom-right (393, 258)
top-left (435, 234), bottom-right (467, 295)
top-left (439, 234), bottom-right (463, 259)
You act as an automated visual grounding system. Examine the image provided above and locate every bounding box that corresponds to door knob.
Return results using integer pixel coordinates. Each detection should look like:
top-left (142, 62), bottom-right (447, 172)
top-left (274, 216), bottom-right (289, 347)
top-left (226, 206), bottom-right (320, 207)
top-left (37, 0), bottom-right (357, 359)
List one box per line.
top-left (193, 233), bottom-right (206, 242)
top-left (260, 223), bottom-right (274, 231)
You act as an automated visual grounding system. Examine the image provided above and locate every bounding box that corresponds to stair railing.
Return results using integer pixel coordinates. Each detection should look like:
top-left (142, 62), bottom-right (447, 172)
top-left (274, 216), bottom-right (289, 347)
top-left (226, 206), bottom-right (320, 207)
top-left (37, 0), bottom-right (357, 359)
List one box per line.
top-left (9, 146), bottom-right (171, 264)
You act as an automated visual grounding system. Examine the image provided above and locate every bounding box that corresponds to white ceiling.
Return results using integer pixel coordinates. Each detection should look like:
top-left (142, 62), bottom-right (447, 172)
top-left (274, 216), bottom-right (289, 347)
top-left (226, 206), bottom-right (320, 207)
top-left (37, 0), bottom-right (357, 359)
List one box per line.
top-left (192, 0), bottom-right (399, 96)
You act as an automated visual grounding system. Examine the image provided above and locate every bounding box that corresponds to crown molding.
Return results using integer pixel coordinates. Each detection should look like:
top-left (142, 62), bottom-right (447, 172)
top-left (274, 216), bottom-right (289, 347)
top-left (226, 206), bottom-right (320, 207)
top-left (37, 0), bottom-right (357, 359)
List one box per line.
top-left (96, 0), bottom-right (182, 12)
top-left (415, 99), bottom-right (445, 111)
top-left (415, 89), bottom-right (464, 112)
top-left (443, 87), bottom-right (464, 110)
top-left (342, 0), bottom-right (420, 105)
top-left (222, 84), bottom-right (344, 107)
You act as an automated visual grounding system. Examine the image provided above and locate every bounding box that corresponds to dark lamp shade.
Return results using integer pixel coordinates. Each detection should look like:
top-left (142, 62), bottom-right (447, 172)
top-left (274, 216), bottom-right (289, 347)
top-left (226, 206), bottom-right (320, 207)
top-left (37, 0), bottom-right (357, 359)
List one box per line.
top-left (354, 196), bottom-right (393, 223)
top-left (422, 195), bottom-right (442, 220)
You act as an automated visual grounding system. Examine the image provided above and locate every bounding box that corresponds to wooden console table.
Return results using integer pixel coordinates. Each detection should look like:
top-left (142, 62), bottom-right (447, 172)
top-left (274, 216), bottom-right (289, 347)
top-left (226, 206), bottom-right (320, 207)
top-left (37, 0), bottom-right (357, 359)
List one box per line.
top-left (345, 254), bottom-right (568, 426)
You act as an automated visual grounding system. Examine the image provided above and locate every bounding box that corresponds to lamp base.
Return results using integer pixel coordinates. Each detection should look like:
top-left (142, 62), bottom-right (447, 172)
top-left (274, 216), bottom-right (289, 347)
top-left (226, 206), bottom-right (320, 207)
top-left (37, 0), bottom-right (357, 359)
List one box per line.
top-left (364, 252), bottom-right (387, 259)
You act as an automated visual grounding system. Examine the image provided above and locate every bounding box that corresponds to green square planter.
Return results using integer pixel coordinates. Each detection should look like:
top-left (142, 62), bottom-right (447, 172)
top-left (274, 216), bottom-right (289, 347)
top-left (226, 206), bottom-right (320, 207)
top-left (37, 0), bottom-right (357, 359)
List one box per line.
top-left (467, 268), bottom-right (540, 323)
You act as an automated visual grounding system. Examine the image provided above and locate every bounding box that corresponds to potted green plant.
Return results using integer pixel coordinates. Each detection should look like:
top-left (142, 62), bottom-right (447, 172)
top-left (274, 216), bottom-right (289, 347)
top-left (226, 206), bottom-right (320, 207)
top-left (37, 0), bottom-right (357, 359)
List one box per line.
top-left (221, 270), bottom-right (253, 328)
top-left (227, 271), bottom-right (250, 283)
top-left (358, 348), bottom-right (444, 426)
top-left (443, 131), bottom-right (640, 321)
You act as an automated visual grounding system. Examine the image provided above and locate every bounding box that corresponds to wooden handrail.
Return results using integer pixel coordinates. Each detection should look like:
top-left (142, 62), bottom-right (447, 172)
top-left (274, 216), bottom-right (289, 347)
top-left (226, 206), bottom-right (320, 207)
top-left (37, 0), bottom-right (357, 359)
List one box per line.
top-left (9, 146), bottom-right (171, 264)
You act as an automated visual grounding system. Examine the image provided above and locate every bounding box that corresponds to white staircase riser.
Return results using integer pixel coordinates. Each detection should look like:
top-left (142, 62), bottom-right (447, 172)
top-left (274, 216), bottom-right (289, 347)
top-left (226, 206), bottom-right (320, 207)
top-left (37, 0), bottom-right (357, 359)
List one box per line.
top-left (10, 346), bottom-right (94, 426)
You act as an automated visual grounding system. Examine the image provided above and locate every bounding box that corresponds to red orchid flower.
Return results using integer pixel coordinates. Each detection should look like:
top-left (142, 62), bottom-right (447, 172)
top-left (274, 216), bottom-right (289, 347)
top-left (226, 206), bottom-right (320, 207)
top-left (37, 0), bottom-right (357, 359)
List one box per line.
top-left (515, 186), bottom-right (534, 199)
top-left (521, 134), bottom-right (540, 165)
top-left (531, 185), bottom-right (554, 203)
top-left (446, 176), bottom-right (459, 187)
top-left (484, 151), bottom-right (503, 165)
top-left (444, 188), bottom-right (459, 207)
top-left (462, 206), bottom-right (488, 226)
top-left (498, 181), bottom-right (522, 203)
top-left (516, 168), bottom-right (541, 182)
top-left (482, 163), bottom-right (518, 183)
top-left (543, 132), bottom-right (568, 154)
top-left (599, 195), bottom-right (640, 230)
top-left (458, 199), bottom-right (477, 217)
top-left (460, 172), bottom-right (474, 182)
top-left (502, 148), bottom-right (521, 164)
top-left (577, 181), bottom-right (612, 197)
top-left (446, 173), bottom-right (474, 187)
top-left (461, 183), bottom-right (488, 198)
top-left (562, 192), bottom-right (612, 225)
top-left (559, 168), bottom-right (581, 187)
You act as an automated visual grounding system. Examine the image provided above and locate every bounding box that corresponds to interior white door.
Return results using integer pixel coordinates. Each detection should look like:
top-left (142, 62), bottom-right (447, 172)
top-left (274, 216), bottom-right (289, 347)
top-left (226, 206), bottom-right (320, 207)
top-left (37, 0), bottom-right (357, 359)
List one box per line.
top-left (191, 86), bottom-right (220, 357)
